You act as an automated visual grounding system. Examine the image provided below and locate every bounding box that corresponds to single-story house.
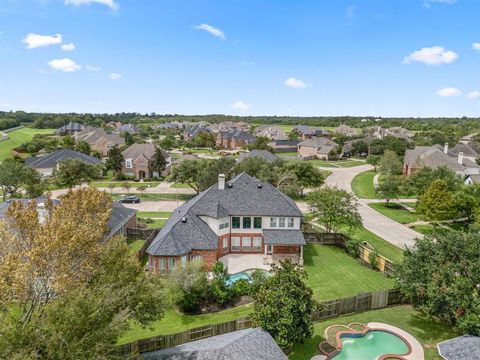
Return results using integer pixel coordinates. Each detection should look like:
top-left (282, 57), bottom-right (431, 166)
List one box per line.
top-left (73, 127), bottom-right (125, 157)
top-left (238, 150), bottom-right (280, 163)
top-left (146, 172), bottom-right (305, 273)
top-left (437, 335), bottom-right (480, 360)
top-left (25, 149), bottom-right (102, 176)
top-left (121, 143), bottom-right (171, 179)
top-left (216, 130), bottom-right (256, 150)
top-left (297, 137), bottom-right (339, 160)
top-left (403, 144), bottom-right (480, 177)
top-left (55, 122), bottom-right (85, 136)
top-left (142, 328), bottom-right (288, 360)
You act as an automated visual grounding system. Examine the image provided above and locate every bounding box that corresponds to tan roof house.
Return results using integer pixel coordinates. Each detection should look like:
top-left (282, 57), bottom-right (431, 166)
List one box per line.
top-left (73, 127), bottom-right (125, 156)
top-left (122, 143), bottom-right (171, 179)
top-left (297, 137), bottom-right (339, 160)
top-left (254, 125), bottom-right (287, 141)
top-left (334, 124), bottom-right (357, 137)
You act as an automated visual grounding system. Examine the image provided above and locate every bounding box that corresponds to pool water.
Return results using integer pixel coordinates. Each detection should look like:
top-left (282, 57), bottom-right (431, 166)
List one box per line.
top-left (333, 330), bottom-right (409, 360)
top-left (225, 272), bottom-right (251, 286)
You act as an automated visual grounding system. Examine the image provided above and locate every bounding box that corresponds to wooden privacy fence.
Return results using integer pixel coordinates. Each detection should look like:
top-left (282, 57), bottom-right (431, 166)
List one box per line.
top-left (126, 228), bottom-right (159, 260)
top-left (303, 231), bottom-right (396, 276)
top-left (136, 229), bottom-right (159, 261)
top-left (119, 289), bottom-right (404, 357)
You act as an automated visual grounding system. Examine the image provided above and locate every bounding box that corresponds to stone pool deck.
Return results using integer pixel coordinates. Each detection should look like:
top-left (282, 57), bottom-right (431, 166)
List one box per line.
top-left (368, 322), bottom-right (425, 360)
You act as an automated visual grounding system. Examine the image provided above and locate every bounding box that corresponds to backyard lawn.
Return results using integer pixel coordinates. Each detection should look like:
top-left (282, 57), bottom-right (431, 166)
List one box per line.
top-left (351, 170), bottom-right (376, 198)
top-left (369, 203), bottom-right (418, 224)
top-left (0, 127), bottom-right (55, 161)
top-left (303, 245), bottom-right (394, 301)
top-left (137, 211), bottom-right (172, 218)
top-left (127, 239), bottom-right (144, 254)
top-left (289, 305), bottom-right (457, 360)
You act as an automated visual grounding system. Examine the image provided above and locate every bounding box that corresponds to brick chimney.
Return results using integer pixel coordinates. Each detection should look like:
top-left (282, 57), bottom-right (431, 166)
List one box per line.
top-left (444, 143), bottom-right (449, 154)
top-left (218, 174), bottom-right (225, 190)
top-left (458, 152), bottom-right (464, 165)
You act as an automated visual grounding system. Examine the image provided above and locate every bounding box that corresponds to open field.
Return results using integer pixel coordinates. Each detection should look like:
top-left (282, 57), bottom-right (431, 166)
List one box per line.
top-left (0, 127), bottom-right (55, 161)
top-left (289, 305), bottom-right (457, 360)
top-left (369, 203), bottom-right (418, 224)
top-left (351, 170), bottom-right (377, 198)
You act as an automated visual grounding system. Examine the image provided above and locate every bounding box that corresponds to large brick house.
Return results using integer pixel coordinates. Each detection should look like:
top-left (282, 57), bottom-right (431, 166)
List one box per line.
top-left (297, 137), bottom-right (339, 160)
top-left (216, 130), bottom-right (256, 150)
top-left (73, 127), bottom-right (125, 156)
top-left (121, 143), bottom-right (171, 179)
top-left (146, 172), bottom-right (305, 273)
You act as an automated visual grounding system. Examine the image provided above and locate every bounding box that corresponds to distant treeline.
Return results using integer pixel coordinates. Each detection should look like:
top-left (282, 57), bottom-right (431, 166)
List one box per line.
top-left (1, 111), bottom-right (480, 135)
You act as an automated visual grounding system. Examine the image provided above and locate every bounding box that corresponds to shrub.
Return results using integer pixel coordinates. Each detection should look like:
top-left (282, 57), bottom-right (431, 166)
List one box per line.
top-left (211, 277), bottom-right (234, 307)
top-left (369, 250), bottom-right (379, 271)
top-left (232, 278), bottom-right (252, 297)
top-left (345, 239), bottom-right (360, 258)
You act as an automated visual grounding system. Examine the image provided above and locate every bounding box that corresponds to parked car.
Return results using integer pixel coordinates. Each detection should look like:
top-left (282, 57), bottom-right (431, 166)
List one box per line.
top-left (119, 195), bottom-right (140, 204)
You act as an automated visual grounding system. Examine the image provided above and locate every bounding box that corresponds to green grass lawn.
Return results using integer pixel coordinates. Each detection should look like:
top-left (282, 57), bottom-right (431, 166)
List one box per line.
top-left (401, 202), bottom-right (417, 209)
top-left (289, 305), bottom-right (457, 360)
top-left (369, 203), bottom-right (419, 224)
top-left (320, 170), bottom-right (332, 180)
top-left (346, 226), bottom-right (404, 264)
top-left (411, 224), bottom-right (434, 236)
top-left (145, 219), bottom-right (167, 229)
top-left (136, 211), bottom-right (172, 218)
top-left (91, 181), bottom-right (162, 188)
top-left (111, 193), bottom-right (194, 201)
top-left (127, 239), bottom-right (144, 254)
top-left (304, 245), bottom-right (393, 301)
top-left (170, 182), bottom-right (192, 188)
top-left (351, 170), bottom-right (376, 199)
top-left (0, 127), bottom-right (55, 161)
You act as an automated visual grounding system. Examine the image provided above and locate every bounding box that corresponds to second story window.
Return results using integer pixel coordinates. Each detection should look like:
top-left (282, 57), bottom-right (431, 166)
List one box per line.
top-left (254, 217), bottom-right (262, 229)
top-left (232, 217), bottom-right (240, 229)
top-left (219, 219), bottom-right (229, 230)
top-left (279, 217), bottom-right (286, 228)
top-left (270, 217), bottom-right (277, 228)
top-left (288, 217), bottom-right (295, 228)
top-left (242, 217), bottom-right (251, 229)
top-left (125, 158), bottom-right (133, 169)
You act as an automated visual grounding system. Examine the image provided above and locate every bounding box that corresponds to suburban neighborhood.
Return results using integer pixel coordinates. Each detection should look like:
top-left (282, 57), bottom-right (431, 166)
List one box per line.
top-left (1, 1), bottom-right (480, 360)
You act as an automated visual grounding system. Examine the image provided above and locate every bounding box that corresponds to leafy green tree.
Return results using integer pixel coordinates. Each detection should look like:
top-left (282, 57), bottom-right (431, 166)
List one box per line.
top-left (375, 176), bottom-right (401, 205)
top-left (124, 132), bottom-right (134, 146)
top-left (289, 162), bottom-right (324, 196)
top-left (252, 260), bottom-right (319, 351)
top-left (307, 186), bottom-right (362, 233)
top-left (378, 150), bottom-right (402, 177)
top-left (351, 141), bottom-right (368, 157)
top-left (158, 135), bottom-right (177, 149)
top-left (366, 155), bottom-right (381, 171)
top-left (0, 159), bottom-right (29, 201)
top-left (189, 131), bottom-right (215, 148)
top-left (23, 167), bottom-right (48, 198)
top-left (395, 230), bottom-right (480, 335)
top-left (105, 145), bottom-right (124, 178)
top-left (53, 159), bottom-right (102, 189)
top-left (211, 262), bottom-right (234, 307)
top-left (150, 147), bottom-right (167, 176)
top-left (62, 135), bottom-right (75, 150)
top-left (75, 141), bottom-right (91, 155)
top-left (454, 184), bottom-right (480, 221)
top-left (248, 136), bottom-right (271, 151)
top-left (235, 156), bottom-right (270, 179)
top-left (169, 159), bottom-right (204, 193)
top-left (288, 130), bottom-right (299, 141)
top-left (417, 179), bottom-right (459, 228)
top-left (401, 166), bottom-right (462, 197)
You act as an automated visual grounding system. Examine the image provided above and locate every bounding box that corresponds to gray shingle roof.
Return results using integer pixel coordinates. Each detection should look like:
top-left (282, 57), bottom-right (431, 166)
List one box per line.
top-left (294, 125), bottom-right (328, 136)
top-left (220, 129), bottom-right (256, 142)
top-left (141, 328), bottom-right (288, 360)
top-left (298, 137), bottom-right (338, 149)
top-left (118, 123), bottom-right (139, 134)
top-left (147, 172), bottom-right (303, 256)
top-left (404, 146), bottom-right (480, 172)
top-left (74, 127), bottom-right (125, 146)
top-left (263, 229), bottom-right (305, 245)
top-left (437, 335), bottom-right (480, 360)
top-left (238, 150), bottom-right (280, 163)
top-left (449, 143), bottom-right (480, 158)
top-left (25, 149), bottom-right (102, 169)
top-left (121, 143), bottom-right (169, 161)
top-left (56, 122), bottom-right (85, 133)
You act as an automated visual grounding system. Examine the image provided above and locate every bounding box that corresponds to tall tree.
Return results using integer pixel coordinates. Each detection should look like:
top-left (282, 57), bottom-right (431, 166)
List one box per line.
top-left (0, 188), bottom-right (166, 358)
top-left (417, 179), bottom-right (459, 228)
top-left (53, 159), bottom-right (102, 189)
top-left (252, 260), bottom-right (319, 351)
top-left (75, 140), bottom-right (91, 155)
top-left (375, 176), bottom-right (401, 205)
top-left (248, 136), bottom-right (271, 151)
top-left (366, 155), bottom-right (381, 171)
top-left (168, 159), bottom-right (204, 194)
top-left (124, 132), bottom-right (135, 146)
top-left (0, 159), bottom-right (28, 201)
top-left (105, 145), bottom-right (124, 178)
top-left (378, 150), bottom-right (402, 177)
top-left (401, 166), bottom-right (461, 197)
top-left (307, 186), bottom-right (362, 233)
top-left (149, 147), bottom-right (167, 176)
top-left (289, 162), bottom-right (325, 196)
top-left (62, 135), bottom-right (75, 150)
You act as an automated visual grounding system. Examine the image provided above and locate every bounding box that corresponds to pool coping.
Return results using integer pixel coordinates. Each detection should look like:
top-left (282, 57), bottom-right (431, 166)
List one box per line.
top-left (326, 322), bottom-right (424, 360)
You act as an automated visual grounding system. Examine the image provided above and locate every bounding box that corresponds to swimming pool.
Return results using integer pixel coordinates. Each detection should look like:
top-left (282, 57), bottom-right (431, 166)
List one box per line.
top-left (332, 330), bottom-right (409, 360)
top-left (225, 269), bottom-right (270, 286)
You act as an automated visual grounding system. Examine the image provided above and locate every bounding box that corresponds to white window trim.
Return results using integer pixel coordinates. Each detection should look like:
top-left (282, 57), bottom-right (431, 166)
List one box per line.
top-left (125, 158), bottom-right (133, 169)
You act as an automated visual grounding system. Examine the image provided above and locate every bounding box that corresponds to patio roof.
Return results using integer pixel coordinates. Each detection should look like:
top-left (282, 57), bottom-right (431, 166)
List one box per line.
top-left (262, 229), bottom-right (305, 245)
top-left (437, 335), bottom-right (480, 360)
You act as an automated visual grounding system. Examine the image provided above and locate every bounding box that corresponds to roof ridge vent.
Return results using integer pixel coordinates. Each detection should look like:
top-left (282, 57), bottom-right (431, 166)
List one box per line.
top-left (227, 182), bottom-right (233, 188)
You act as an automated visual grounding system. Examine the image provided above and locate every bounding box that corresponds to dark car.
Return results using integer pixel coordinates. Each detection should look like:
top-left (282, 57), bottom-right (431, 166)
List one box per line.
top-left (119, 195), bottom-right (140, 204)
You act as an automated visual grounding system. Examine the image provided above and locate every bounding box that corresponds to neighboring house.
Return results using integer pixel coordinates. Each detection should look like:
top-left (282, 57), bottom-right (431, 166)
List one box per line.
top-left (0, 197), bottom-right (136, 243)
top-left (292, 125), bottom-right (329, 140)
top-left (437, 335), bottom-right (480, 360)
top-left (238, 150), bottom-right (280, 163)
top-left (73, 127), bottom-right (125, 156)
top-left (142, 328), bottom-right (288, 360)
top-left (448, 143), bottom-right (480, 163)
top-left (216, 130), bottom-right (256, 150)
top-left (208, 121), bottom-right (250, 134)
top-left (403, 144), bottom-right (480, 176)
top-left (297, 137), bottom-right (339, 160)
top-left (459, 133), bottom-right (477, 145)
top-left (121, 143), bottom-right (171, 179)
top-left (157, 122), bottom-right (183, 130)
top-left (183, 123), bottom-right (211, 141)
top-left (365, 126), bottom-right (414, 140)
top-left (464, 174), bottom-right (480, 185)
top-left (334, 124), bottom-right (357, 137)
top-left (25, 149), bottom-right (102, 176)
top-left (342, 136), bottom-right (378, 155)
top-left (268, 139), bottom-right (300, 153)
top-left (55, 122), bottom-right (85, 136)
top-left (146, 172), bottom-right (305, 273)
top-left (254, 125), bottom-right (287, 141)
top-left (106, 121), bottom-right (123, 129)
top-left (114, 123), bottom-right (140, 135)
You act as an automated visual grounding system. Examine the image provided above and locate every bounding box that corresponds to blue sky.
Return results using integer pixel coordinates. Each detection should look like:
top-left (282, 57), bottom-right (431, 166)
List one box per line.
top-left (1, 0), bottom-right (479, 116)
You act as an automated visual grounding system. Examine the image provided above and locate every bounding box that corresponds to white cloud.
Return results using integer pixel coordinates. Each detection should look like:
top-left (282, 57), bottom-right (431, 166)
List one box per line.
top-left (64, 0), bottom-right (118, 10)
top-left (472, 43), bottom-right (480, 51)
top-left (403, 46), bottom-right (458, 65)
top-left (110, 72), bottom-right (122, 80)
top-left (86, 65), bottom-right (101, 72)
top-left (467, 91), bottom-right (480, 99)
top-left (23, 33), bottom-right (62, 49)
top-left (437, 87), bottom-right (461, 97)
top-left (61, 43), bottom-right (75, 51)
top-left (47, 58), bottom-right (81, 72)
top-left (284, 77), bottom-right (307, 89)
top-left (232, 101), bottom-right (250, 110)
top-left (424, 0), bottom-right (458, 7)
top-left (195, 24), bottom-right (226, 40)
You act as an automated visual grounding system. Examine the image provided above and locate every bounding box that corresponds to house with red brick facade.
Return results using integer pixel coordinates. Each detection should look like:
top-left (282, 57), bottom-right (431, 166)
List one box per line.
top-left (122, 143), bottom-right (171, 179)
top-left (146, 172), bottom-right (305, 274)
top-left (216, 130), bottom-right (256, 150)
